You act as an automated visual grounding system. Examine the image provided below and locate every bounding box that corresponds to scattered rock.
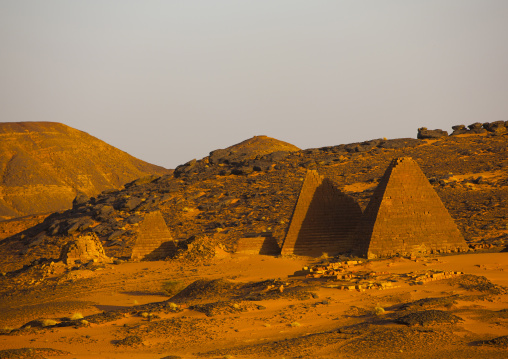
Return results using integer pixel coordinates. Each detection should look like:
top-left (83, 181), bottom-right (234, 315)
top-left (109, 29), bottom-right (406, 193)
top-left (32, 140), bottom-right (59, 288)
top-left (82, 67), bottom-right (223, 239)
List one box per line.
top-left (396, 310), bottom-right (462, 326)
top-left (0, 348), bottom-right (70, 358)
top-left (114, 335), bottom-right (143, 347)
top-left (451, 274), bottom-right (507, 294)
top-left (478, 335), bottom-right (508, 347)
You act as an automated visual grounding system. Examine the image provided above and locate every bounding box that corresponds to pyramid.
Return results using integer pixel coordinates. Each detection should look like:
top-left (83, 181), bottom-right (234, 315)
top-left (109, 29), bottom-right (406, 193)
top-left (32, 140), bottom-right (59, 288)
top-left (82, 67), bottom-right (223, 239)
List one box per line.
top-left (60, 233), bottom-right (111, 266)
top-left (131, 211), bottom-right (176, 260)
top-left (356, 157), bottom-right (468, 258)
top-left (282, 170), bottom-right (363, 257)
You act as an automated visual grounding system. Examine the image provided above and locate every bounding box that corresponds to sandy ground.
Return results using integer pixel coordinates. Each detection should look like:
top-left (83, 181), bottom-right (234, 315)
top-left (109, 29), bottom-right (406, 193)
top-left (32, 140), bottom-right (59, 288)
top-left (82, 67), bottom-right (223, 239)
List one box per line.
top-left (0, 252), bottom-right (507, 358)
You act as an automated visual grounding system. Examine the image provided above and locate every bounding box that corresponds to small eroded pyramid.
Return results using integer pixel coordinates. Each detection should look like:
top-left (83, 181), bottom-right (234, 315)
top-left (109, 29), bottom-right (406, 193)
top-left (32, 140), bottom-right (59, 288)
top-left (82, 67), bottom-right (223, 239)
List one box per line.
top-left (357, 157), bottom-right (468, 258)
top-left (131, 211), bottom-right (176, 261)
top-left (282, 170), bottom-right (363, 257)
top-left (60, 233), bottom-right (111, 266)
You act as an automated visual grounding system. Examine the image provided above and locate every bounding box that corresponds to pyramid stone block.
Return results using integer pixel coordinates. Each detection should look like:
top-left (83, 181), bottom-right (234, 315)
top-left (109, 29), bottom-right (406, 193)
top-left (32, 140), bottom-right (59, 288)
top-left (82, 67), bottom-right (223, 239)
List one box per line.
top-left (282, 170), bottom-right (363, 257)
top-left (131, 211), bottom-right (176, 261)
top-left (356, 157), bottom-right (468, 258)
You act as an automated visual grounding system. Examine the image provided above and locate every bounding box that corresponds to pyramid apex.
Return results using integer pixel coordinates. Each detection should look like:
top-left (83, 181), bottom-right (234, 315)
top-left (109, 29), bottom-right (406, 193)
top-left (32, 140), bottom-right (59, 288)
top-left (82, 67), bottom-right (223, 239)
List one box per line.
top-left (392, 157), bottom-right (416, 164)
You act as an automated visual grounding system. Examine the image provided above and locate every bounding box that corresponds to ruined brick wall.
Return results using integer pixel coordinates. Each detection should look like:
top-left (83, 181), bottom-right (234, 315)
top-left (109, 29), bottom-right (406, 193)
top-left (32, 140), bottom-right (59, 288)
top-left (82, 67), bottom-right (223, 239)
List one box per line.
top-left (357, 157), bottom-right (468, 258)
top-left (60, 233), bottom-right (110, 265)
top-left (282, 170), bottom-right (363, 257)
top-left (131, 211), bottom-right (175, 261)
top-left (236, 236), bottom-right (280, 255)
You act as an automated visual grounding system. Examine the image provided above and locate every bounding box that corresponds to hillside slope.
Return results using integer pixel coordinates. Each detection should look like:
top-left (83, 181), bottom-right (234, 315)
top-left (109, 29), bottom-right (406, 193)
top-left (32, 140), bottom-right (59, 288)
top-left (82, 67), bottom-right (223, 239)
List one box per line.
top-left (0, 122), bottom-right (170, 220)
top-left (0, 125), bottom-right (506, 272)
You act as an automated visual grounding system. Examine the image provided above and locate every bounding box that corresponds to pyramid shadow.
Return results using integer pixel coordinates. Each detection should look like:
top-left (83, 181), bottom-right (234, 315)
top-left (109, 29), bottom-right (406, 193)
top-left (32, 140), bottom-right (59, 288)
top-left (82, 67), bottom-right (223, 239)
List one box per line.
top-left (142, 241), bottom-right (177, 261)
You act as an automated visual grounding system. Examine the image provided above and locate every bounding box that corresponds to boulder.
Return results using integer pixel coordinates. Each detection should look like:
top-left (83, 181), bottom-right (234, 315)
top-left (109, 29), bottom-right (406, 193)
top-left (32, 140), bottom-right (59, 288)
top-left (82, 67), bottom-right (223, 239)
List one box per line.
top-left (264, 151), bottom-right (291, 162)
top-left (209, 149), bottom-right (230, 165)
top-left (174, 159), bottom-right (199, 177)
top-left (468, 122), bottom-right (483, 129)
top-left (95, 205), bottom-right (114, 217)
top-left (72, 192), bottom-right (89, 208)
top-left (483, 121), bottom-right (506, 132)
top-left (252, 160), bottom-right (273, 172)
top-left (66, 217), bottom-right (94, 235)
top-left (118, 197), bottom-right (143, 211)
top-left (451, 129), bottom-right (469, 135)
top-left (107, 230), bottom-right (125, 241)
top-left (126, 215), bottom-right (143, 224)
top-left (417, 128), bottom-right (448, 139)
top-left (450, 124), bottom-right (469, 136)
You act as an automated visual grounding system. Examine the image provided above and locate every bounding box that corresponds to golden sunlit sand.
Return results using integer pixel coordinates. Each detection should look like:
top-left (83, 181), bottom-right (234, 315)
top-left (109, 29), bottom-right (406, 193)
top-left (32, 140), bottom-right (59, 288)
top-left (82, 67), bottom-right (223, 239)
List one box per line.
top-left (1, 252), bottom-right (507, 358)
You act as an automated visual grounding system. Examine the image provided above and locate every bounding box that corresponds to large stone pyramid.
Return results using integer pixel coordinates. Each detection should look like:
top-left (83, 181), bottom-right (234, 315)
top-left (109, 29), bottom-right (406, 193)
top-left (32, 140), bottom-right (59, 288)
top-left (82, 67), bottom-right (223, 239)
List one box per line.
top-left (131, 211), bottom-right (176, 260)
top-left (282, 170), bottom-right (363, 257)
top-left (357, 157), bottom-right (468, 258)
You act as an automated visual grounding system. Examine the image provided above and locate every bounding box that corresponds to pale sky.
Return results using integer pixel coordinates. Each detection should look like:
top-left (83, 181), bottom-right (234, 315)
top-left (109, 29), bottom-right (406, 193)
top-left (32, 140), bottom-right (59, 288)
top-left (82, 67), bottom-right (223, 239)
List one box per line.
top-left (1, 1), bottom-right (507, 168)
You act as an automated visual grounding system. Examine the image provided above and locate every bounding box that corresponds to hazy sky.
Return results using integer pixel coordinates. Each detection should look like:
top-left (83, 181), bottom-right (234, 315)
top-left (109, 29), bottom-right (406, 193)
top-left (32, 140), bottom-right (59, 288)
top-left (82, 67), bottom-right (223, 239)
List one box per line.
top-left (1, 1), bottom-right (507, 168)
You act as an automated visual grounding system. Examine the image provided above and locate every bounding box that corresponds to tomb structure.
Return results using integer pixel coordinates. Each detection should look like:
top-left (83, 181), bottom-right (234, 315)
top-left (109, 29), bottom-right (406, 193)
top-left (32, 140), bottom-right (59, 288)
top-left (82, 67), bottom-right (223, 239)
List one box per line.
top-left (131, 211), bottom-right (176, 260)
top-left (282, 170), bottom-right (363, 257)
top-left (356, 157), bottom-right (468, 258)
top-left (60, 233), bottom-right (111, 265)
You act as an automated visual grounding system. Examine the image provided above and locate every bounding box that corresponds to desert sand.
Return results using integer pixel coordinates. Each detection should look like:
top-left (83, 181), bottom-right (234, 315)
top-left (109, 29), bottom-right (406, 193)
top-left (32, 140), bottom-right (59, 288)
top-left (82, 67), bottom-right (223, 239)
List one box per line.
top-left (1, 251), bottom-right (507, 359)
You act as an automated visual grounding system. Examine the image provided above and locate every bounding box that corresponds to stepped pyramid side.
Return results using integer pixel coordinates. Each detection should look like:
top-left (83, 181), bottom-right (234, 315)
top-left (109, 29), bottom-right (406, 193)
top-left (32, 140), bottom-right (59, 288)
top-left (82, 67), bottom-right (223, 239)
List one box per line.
top-left (282, 170), bottom-right (363, 257)
top-left (357, 157), bottom-right (468, 258)
top-left (131, 211), bottom-right (176, 260)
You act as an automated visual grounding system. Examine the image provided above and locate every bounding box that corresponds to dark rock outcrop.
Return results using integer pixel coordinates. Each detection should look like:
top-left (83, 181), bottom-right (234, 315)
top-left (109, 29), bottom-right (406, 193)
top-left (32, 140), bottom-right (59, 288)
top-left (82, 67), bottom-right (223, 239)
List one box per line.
top-left (417, 127), bottom-right (448, 139)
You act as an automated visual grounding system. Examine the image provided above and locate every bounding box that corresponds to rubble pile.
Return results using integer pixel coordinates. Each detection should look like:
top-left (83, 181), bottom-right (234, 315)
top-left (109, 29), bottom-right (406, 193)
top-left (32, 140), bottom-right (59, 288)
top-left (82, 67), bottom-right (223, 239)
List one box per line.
top-left (301, 261), bottom-right (464, 291)
top-left (301, 262), bottom-right (399, 291)
top-left (407, 270), bottom-right (463, 285)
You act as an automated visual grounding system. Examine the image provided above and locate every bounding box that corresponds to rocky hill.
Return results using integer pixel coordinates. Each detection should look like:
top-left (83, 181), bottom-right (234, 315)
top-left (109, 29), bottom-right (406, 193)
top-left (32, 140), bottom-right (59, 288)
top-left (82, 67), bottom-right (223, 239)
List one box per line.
top-left (0, 122), bottom-right (507, 272)
top-left (0, 122), bottom-right (170, 220)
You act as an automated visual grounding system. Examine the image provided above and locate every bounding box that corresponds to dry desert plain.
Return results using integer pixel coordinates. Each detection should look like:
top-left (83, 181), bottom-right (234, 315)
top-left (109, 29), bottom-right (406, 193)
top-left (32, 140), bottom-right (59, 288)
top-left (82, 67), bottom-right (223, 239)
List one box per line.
top-left (0, 251), bottom-right (507, 359)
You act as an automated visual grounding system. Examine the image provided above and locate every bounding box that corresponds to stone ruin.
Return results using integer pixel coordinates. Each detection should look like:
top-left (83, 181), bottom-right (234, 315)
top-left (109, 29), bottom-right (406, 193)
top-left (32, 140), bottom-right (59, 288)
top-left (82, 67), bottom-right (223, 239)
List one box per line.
top-left (281, 170), bottom-right (363, 257)
top-left (356, 157), bottom-right (468, 258)
top-left (130, 211), bottom-right (176, 261)
top-left (60, 233), bottom-right (111, 266)
top-left (282, 158), bottom-right (468, 259)
top-left (236, 233), bottom-right (280, 255)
